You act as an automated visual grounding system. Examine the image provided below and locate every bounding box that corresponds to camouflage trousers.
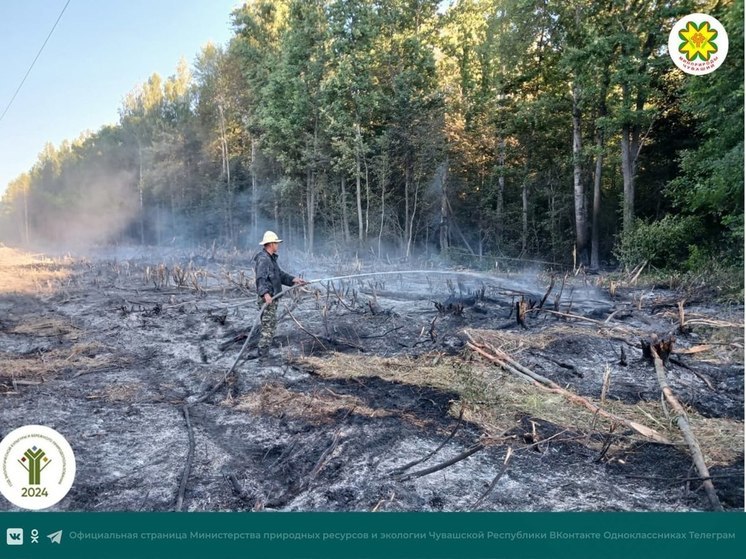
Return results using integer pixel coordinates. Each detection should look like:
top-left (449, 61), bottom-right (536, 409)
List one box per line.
top-left (257, 297), bottom-right (277, 350)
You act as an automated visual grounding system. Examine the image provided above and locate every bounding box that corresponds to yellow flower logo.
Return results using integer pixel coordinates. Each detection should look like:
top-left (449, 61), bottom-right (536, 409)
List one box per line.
top-left (678, 21), bottom-right (718, 61)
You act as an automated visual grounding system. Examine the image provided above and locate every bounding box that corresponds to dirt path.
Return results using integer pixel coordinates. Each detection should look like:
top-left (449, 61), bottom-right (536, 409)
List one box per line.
top-left (0, 247), bottom-right (743, 511)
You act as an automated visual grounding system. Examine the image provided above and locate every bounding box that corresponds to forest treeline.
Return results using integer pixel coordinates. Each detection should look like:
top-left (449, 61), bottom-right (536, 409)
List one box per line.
top-left (0, 0), bottom-right (742, 272)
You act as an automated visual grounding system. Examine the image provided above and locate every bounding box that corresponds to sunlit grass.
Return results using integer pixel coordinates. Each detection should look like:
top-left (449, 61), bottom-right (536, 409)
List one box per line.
top-left (0, 246), bottom-right (70, 294)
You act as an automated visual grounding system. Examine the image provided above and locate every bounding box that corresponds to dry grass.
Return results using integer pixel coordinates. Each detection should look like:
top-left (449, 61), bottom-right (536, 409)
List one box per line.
top-left (231, 382), bottom-right (438, 430)
top-left (464, 325), bottom-right (612, 353)
top-left (0, 246), bottom-right (71, 294)
top-left (297, 353), bottom-right (462, 391)
top-left (688, 415), bottom-right (745, 466)
top-left (292, 349), bottom-right (743, 466)
top-left (89, 383), bottom-right (143, 403)
top-left (233, 383), bottom-right (381, 424)
top-left (8, 317), bottom-right (79, 338)
top-left (0, 341), bottom-right (116, 381)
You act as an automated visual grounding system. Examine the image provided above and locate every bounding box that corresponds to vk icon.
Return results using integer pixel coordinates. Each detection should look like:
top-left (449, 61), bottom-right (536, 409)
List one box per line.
top-left (6, 528), bottom-right (23, 545)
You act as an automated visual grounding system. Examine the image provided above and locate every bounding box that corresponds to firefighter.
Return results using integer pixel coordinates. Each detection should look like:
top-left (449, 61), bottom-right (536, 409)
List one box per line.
top-left (252, 231), bottom-right (307, 359)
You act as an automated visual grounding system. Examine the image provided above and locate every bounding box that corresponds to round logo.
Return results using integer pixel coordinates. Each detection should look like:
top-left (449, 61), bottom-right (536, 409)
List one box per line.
top-left (669, 13), bottom-right (729, 75)
top-left (0, 425), bottom-right (76, 510)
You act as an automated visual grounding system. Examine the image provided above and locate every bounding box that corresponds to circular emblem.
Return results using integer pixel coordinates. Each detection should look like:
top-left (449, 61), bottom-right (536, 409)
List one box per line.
top-left (0, 425), bottom-right (76, 510)
top-left (669, 13), bottom-right (729, 75)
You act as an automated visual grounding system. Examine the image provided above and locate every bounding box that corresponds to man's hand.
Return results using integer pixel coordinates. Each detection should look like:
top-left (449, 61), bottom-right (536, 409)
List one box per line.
top-left (293, 277), bottom-right (309, 286)
top-left (263, 293), bottom-right (272, 305)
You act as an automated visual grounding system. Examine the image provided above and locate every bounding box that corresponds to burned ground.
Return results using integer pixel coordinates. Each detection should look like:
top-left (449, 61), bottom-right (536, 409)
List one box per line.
top-left (0, 246), bottom-right (743, 512)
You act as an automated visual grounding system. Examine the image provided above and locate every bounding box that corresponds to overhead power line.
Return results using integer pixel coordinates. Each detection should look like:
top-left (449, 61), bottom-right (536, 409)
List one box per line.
top-left (0, 0), bottom-right (72, 125)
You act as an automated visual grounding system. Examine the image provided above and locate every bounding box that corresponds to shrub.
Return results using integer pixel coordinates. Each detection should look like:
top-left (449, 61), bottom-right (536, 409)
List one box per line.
top-left (614, 215), bottom-right (703, 271)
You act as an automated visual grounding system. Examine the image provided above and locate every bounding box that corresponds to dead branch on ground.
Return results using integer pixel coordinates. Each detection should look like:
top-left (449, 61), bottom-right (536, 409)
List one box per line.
top-left (669, 357), bottom-right (715, 390)
top-left (650, 347), bottom-right (723, 511)
top-left (395, 443), bottom-right (485, 482)
top-left (465, 333), bottom-right (670, 444)
top-left (175, 404), bottom-right (195, 512)
top-left (287, 308), bottom-right (328, 351)
top-left (307, 429), bottom-right (343, 482)
top-left (390, 406), bottom-right (465, 476)
top-left (470, 447), bottom-right (513, 510)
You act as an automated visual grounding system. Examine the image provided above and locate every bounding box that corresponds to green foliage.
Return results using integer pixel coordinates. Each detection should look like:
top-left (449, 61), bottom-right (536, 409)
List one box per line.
top-left (614, 215), bottom-right (703, 271)
top-left (0, 0), bottom-right (740, 285)
top-left (665, 0), bottom-right (744, 265)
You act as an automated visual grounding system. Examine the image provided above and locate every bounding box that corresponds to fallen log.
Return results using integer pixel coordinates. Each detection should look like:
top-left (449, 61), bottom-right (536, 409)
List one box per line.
top-left (650, 347), bottom-right (723, 511)
top-left (465, 335), bottom-right (670, 444)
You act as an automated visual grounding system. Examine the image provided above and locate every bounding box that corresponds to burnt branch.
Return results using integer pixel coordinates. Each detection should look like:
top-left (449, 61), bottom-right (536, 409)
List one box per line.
top-left (175, 404), bottom-right (195, 512)
top-left (395, 443), bottom-right (485, 482)
top-left (539, 275), bottom-right (555, 309)
top-left (669, 357), bottom-right (714, 390)
top-left (309, 430), bottom-right (342, 480)
top-left (329, 281), bottom-right (362, 313)
top-left (390, 407), bottom-right (465, 476)
top-left (287, 308), bottom-right (327, 351)
top-left (470, 447), bottom-right (513, 510)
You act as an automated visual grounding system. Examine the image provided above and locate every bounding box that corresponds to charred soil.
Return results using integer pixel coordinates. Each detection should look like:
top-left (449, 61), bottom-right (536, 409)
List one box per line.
top-left (0, 246), bottom-right (743, 512)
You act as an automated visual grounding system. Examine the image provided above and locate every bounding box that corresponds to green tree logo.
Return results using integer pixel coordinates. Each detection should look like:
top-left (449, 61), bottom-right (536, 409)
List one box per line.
top-left (19, 446), bottom-right (50, 485)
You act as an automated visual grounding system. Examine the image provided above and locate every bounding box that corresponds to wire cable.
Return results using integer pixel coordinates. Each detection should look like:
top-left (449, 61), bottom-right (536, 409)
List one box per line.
top-left (0, 0), bottom-right (72, 125)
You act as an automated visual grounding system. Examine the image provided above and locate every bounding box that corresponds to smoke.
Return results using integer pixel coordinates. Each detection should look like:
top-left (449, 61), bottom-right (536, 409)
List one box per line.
top-left (32, 170), bottom-right (138, 250)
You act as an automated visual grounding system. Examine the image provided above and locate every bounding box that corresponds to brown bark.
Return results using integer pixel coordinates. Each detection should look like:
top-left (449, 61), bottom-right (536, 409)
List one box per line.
top-left (521, 181), bottom-right (528, 253)
top-left (516, 298), bottom-right (528, 329)
top-left (651, 348), bottom-right (723, 511)
top-left (496, 137), bottom-right (505, 246)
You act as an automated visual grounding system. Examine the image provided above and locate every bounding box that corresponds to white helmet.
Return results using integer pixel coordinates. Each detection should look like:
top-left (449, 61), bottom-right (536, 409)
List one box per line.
top-left (259, 231), bottom-right (283, 245)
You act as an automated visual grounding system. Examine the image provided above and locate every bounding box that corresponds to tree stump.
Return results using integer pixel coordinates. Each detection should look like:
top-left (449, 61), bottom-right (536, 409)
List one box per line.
top-left (516, 298), bottom-right (528, 329)
top-left (641, 333), bottom-right (675, 364)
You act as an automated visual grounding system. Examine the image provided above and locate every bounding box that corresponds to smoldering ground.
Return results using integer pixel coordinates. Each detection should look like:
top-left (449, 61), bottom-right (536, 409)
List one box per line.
top-left (0, 246), bottom-right (742, 512)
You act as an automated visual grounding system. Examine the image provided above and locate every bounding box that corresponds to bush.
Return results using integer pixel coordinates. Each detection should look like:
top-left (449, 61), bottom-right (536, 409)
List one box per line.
top-left (614, 215), bottom-right (703, 271)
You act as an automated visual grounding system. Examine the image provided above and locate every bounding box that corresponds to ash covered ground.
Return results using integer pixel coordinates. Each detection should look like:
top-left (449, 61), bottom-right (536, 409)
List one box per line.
top-left (0, 245), bottom-right (743, 512)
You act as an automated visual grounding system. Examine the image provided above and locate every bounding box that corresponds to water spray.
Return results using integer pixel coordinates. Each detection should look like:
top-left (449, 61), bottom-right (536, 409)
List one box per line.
top-left (201, 268), bottom-right (519, 402)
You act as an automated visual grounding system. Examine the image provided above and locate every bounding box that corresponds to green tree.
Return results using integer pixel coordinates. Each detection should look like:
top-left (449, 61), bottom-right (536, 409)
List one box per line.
top-left (119, 73), bottom-right (165, 244)
top-left (667, 0), bottom-right (744, 265)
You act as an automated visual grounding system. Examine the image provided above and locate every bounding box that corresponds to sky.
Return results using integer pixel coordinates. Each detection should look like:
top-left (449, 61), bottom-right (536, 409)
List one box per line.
top-left (0, 0), bottom-right (240, 197)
